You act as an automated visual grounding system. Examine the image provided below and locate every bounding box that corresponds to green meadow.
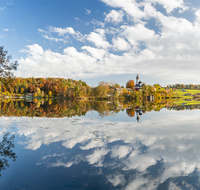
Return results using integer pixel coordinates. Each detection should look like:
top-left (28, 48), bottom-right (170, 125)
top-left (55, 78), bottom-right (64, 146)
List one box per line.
top-left (174, 98), bottom-right (200, 105)
top-left (173, 89), bottom-right (200, 98)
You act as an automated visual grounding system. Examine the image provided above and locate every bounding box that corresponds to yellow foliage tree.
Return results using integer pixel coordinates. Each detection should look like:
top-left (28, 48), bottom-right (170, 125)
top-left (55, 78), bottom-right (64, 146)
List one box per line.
top-left (20, 87), bottom-right (24, 94)
top-left (48, 91), bottom-right (52, 97)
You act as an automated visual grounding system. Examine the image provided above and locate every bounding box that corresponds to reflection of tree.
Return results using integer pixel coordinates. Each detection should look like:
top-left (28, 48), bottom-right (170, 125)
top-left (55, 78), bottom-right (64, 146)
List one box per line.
top-left (126, 108), bottom-right (135, 117)
top-left (0, 99), bottom-right (199, 118)
top-left (0, 132), bottom-right (17, 177)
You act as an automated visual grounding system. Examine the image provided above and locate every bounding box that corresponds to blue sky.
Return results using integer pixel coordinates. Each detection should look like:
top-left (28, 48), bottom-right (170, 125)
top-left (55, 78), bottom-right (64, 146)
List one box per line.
top-left (1, 0), bottom-right (200, 87)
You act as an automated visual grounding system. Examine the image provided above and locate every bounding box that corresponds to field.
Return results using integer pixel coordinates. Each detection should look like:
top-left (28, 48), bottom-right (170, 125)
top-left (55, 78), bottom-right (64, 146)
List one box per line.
top-left (173, 89), bottom-right (200, 98)
top-left (171, 89), bottom-right (200, 105)
top-left (173, 98), bottom-right (200, 105)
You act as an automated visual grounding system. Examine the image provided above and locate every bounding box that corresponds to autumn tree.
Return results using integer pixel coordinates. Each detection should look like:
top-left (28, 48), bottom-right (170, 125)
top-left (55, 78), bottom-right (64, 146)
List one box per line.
top-left (126, 80), bottom-right (135, 88)
top-left (20, 87), bottom-right (24, 94)
top-left (48, 91), bottom-right (52, 97)
top-left (142, 86), bottom-right (148, 98)
top-left (96, 81), bottom-right (109, 97)
top-left (153, 84), bottom-right (161, 91)
top-left (36, 87), bottom-right (41, 96)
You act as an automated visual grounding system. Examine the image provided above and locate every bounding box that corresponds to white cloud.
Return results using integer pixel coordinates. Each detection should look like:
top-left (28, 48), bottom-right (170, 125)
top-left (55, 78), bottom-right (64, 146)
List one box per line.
top-left (144, 0), bottom-right (189, 13)
top-left (22, 44), bottom-right (44, 55)
top-left (105, 10), bottom-right (124, 24)
top-left (112, 37), bottom-right (130, 51)
top-left (18, 44), bottom-right (100, 79)
top-left (48, 26), bottom-right (76, 35)
top-left (101, 0), bottom-right (188, 20)
top-left (86, 9), bottom-right (91, 14)
top-left (43, 35), bottom-right (67, 43)
top-left (18, 1), bottom-right (200, 85)
top-left (39, 26), bottom-right (84, 42)
top-left (86, 29), bottom-right (111, 49)
top-left (0, 6), bottom-right (6, 12)
top-left (195, 9), bottom-right (200, 22)
top-left (90, 19), bottom-right (104, 27)
top-left (74, 17), bottom-right (80, 21)
top-left (3, 29), bottom-right (9, 31)
top-left (81, 46), bottom-right (107, 60)
top-left (121, 23), bottom-right (158, 47)
top-left (101, 0), bottom-right (146, 21)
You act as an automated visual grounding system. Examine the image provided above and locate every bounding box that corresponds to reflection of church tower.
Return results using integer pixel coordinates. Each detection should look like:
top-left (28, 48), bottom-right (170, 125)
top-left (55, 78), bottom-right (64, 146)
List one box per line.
top-left (136, 114), bottom-right (140, 122)
top-left (136, 107), bottom-right (142, 122)
top-left (136, 74), bottom-right (139, 85)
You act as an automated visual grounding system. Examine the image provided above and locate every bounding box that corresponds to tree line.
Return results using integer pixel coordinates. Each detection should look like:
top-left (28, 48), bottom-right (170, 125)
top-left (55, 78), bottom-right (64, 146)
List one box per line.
top-left (0, 77), bottom-right (91, 98)
top-left (0, 77), bottom-right (175, 101)
top-left (167, 84), bottom-right (200, 89)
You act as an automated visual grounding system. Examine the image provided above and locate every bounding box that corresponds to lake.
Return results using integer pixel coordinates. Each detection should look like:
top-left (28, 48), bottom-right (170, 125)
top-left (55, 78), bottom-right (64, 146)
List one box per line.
top-left (0, 99), bottom-right (200, 190)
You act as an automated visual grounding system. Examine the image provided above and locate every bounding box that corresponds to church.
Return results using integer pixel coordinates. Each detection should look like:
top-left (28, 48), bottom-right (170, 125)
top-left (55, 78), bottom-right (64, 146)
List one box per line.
top-left (135, 74), bottom-right (146, 89)
top-left (115, 74), bottom-right (146, 95)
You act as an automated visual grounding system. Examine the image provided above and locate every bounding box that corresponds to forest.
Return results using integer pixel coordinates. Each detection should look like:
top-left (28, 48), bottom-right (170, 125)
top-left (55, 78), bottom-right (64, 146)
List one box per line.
top-left (0, 77), bottom-right (90, 98)
top-left (0, 77), bottom-right (175, 101)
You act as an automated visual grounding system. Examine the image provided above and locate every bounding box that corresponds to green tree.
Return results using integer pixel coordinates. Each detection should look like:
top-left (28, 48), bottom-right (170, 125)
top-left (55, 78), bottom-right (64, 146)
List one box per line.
top-left (75, 85), bottom-right (80, 96)
top-left (0, 46), bottom-right (18, 83)
top-left (96, 81), bottom-right (109, 97)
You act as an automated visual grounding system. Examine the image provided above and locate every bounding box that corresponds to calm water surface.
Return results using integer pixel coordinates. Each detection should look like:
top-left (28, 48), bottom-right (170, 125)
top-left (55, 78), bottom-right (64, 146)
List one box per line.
top-left (0, 101), bottom-right (200, 190)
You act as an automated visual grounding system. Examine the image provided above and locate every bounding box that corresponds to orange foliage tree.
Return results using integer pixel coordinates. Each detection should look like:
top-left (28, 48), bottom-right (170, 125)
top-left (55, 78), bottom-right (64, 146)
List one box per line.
top-left (126, 80), bottom-right (135, 88)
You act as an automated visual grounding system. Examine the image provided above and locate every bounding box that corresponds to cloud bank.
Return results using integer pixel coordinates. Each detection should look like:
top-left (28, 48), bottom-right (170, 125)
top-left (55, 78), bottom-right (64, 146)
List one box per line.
top-left (17, 0), bottom-right (200, 84)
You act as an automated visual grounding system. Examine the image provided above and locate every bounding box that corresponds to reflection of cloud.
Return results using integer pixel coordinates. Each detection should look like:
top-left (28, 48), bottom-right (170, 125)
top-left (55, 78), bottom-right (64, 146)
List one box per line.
top-left (111, 145), bottom-right (131, 159)
top-left (168, 182), bottom-right (182, 190)
top-left (86, 148), bottom-right (109, 167)
top-left (80, 139), bottom-right (105, 150)
top-left (125, 178), bottom-right (146, 190)
top-left (1, 110), bottom-right (200, 189)
top-left (48, 154), bottom-right (83, 168)
top-left (125, 151), bottom-right (157, 172)
top-left (107, 173), bottom-right (125, 187)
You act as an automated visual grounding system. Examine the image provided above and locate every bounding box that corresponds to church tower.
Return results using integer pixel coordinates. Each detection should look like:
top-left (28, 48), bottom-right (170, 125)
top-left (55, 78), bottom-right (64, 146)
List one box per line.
top-left (136, 74), bottom-right (139, 85)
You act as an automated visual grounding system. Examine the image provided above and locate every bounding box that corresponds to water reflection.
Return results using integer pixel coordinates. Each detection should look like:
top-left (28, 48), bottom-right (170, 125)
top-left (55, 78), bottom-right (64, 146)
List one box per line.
top-left (0, 100), bottom-right (200, 189)
top-left (0, 98), bottom-right (199, 119)
top-left (0, 132), bottom-right (17, 177)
